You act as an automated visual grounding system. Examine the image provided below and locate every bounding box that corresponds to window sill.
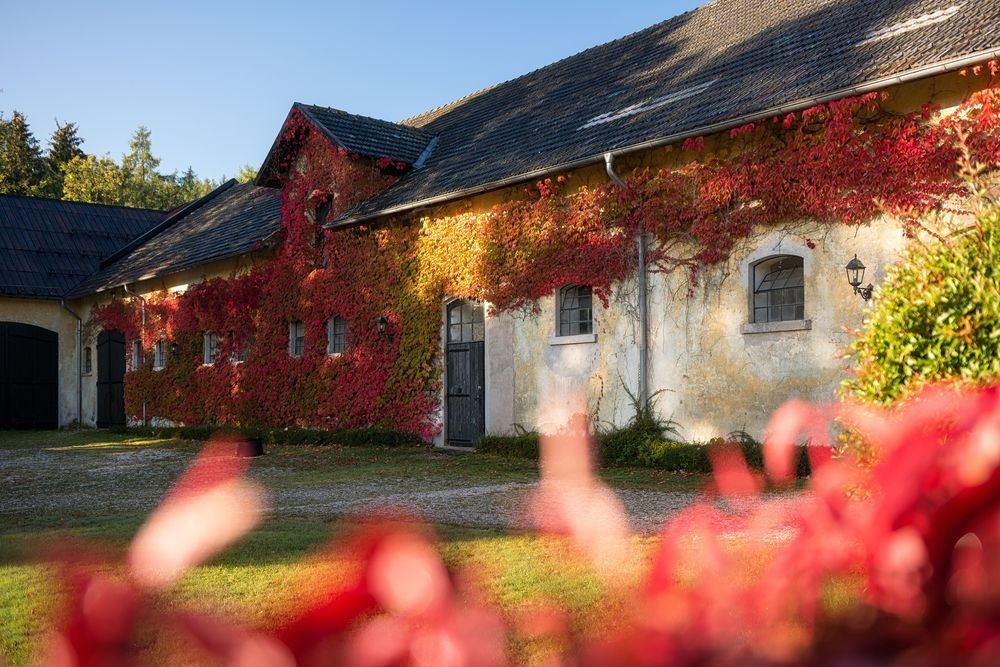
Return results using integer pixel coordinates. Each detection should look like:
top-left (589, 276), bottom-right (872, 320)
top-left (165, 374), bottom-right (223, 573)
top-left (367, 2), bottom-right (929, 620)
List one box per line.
top-left (549, 332), bottom-right (598, 346)
top-left (326, 351), bottom-right (343, 358)
top-left (741, 319), bottom-right (812, 335)
top-left (153, 366), bottom-right (165, 372)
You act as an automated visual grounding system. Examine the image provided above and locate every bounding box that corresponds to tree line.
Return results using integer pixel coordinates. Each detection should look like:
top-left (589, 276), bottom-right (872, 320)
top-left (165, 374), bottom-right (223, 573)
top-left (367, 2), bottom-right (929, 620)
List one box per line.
top-left (0, 110), bottom-right (256, 210)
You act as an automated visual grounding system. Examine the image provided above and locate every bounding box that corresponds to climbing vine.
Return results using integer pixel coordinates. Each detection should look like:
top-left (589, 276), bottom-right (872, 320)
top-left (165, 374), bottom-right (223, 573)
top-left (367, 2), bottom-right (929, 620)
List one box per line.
top-left (91, 69), bottom-right (1000, 435)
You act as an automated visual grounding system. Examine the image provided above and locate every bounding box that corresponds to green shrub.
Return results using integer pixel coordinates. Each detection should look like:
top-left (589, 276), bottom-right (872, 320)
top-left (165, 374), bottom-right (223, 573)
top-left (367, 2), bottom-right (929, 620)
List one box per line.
top-left (111, 424), bottom-right (422, 448)
top-left (845, 205), bottom-right (1000, 404)
top-left (477, 432), bottom-right (540, 459)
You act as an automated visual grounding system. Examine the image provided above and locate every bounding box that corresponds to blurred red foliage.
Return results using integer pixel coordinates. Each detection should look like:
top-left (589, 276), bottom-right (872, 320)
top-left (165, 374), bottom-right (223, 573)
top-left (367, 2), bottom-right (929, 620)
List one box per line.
top-left (27, 385), bottom-right (1000, 666)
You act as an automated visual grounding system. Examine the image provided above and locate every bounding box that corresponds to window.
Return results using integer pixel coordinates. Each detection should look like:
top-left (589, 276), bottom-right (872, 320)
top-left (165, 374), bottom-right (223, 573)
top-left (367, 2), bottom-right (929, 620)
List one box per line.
top-left (131, 340), bottom-right (142, 370)
top-left (231, 336), bottom-right (251, 363)
top-left (289, 320), bottom-right (305, 357)
top-left (447, 301), bottom-right (484, 343)
top-left (326, 316), bottom-right (347, 354)
top-left (83, 347), bottom-right (92, 375)
top-left (558, 285), bottom-right (593, 336)
top-left (752, 255), bottom-right (804, 323)
top-left (203, 332), bottom-right (219, 365)
top-left (153, 340), bottom-right (166, 370)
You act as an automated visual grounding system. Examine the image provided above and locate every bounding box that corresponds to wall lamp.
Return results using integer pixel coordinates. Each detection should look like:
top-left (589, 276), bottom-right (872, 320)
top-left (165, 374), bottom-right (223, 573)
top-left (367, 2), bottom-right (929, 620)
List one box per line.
top-left (846, 254), bottom-right (874, 301)
top-left (170, 341), bottom-right (180, 355)
top-left (376, 316), bottom-right (389, 337)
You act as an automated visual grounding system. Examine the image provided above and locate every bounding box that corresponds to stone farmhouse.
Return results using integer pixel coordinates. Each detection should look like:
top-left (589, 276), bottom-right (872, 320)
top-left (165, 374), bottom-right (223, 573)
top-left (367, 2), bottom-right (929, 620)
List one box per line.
top-left (2, 0), bottom-right (1000, 445)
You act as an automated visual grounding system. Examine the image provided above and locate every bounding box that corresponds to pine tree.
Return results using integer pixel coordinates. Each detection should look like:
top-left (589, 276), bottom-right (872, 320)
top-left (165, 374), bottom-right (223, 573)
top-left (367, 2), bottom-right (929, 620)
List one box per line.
top-left (120, 126), bottom-right (165, 208)
top-left (0, 111), bottom-right (48, 196)
top-left (45, 120), bottom-right (85, 198)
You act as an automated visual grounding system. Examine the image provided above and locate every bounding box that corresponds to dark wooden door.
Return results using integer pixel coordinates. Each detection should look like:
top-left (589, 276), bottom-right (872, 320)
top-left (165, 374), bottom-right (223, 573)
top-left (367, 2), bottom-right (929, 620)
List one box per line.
top-left (446, 301), bottom-right (485, 446)
top-left (97, 330), bottom-right (126, 427)
top-left (0, 322), bottom-right (59, 429)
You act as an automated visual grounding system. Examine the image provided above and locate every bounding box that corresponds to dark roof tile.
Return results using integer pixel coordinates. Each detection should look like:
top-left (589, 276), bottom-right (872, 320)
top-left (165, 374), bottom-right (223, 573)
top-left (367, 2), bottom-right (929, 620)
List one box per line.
top-left (71, 182), bottom-right (281, 296)
top-left (0, 196), bottom-right (162, 298)
top-left (330, 0), bottom-right (1000, 224)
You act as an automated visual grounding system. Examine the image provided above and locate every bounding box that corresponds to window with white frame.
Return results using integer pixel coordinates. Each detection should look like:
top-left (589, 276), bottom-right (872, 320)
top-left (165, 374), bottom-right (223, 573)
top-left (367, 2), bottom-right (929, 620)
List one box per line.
top-left (751, 255), bottom-right (804, 323)
top-left (131, 339), bottom-right (142, 370)
top-left (203, 332), bottom-right (219, 365)
top-left (288, 320), bottom-right (306, 357)
top-left (326, 316), bottom-right (347, 355)
top-left (558, 285), bottom-right (593, 336)
top-left (153, 340), bottom-right (166, 369)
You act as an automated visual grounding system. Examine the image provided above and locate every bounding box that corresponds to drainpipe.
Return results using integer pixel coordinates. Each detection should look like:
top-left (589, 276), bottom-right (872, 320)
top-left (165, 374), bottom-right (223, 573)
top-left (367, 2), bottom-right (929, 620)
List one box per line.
top-left (60, 300), bottom-right (83, 427)
top-left (604, 152), bottom-right (649, 408)
top-left (122, 284), bottom-right (147, 426)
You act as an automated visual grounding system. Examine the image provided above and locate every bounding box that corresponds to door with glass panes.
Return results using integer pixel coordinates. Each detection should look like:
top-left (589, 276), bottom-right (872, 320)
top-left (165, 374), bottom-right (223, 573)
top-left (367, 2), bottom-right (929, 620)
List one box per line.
top-left (446, 300), bottom-right (484, 446)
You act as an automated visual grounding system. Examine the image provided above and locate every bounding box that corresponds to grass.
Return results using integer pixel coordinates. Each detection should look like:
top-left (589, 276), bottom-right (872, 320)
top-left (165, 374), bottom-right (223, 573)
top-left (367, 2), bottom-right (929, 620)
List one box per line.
top-left (0, 428), bottom-right (796, 665)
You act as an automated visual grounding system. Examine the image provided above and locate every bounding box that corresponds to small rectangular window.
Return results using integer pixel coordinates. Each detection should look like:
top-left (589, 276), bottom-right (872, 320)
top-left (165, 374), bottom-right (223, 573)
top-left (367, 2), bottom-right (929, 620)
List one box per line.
top-left (558, 285), bottom-right (593, 336)
top-left (289, 321), bottom-right (305, 357)
top-left (326, 316), bottom-right (347, 355)
top-left (231, 336), bottom-right (251, 363)
top-left (203, 332), bottom-right (219, 365)
top-left (131, 340), bottom-right (142, 370)
top-left (153, 340), bottom-right (166, 369)
top-left (83, 347), bottom-right (93, 375)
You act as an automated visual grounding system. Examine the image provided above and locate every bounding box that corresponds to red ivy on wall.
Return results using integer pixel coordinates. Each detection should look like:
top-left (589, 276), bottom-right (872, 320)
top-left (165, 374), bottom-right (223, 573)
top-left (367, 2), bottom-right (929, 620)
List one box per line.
top-left (90, 72), bottom-right (1000, 436)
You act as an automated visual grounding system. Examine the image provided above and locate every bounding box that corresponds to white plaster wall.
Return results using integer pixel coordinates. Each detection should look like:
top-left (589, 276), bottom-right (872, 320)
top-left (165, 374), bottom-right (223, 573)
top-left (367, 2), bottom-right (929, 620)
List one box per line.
top-left (503, 217), bottom-right (908, 441)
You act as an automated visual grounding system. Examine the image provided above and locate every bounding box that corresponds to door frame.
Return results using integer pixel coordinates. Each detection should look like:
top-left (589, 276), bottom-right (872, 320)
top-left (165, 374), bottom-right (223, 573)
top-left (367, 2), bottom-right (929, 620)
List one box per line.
top-left (437, 298), bottom-right (490, 448)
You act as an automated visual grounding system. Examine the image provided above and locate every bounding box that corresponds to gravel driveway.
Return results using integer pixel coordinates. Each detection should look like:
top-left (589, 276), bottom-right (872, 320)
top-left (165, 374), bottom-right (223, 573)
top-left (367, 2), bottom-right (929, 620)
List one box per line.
top-left (1, 444), bottom-right (801, 536)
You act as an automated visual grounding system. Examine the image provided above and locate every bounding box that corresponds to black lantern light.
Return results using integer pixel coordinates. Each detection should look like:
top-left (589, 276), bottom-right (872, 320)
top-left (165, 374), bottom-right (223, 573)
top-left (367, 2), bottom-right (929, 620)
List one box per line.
top-left (170, 341), bottom-right (180, 355)
top-left (376, 315), bottom-right (389, 337)
top-left (846, 254), bottom-right (874, 301)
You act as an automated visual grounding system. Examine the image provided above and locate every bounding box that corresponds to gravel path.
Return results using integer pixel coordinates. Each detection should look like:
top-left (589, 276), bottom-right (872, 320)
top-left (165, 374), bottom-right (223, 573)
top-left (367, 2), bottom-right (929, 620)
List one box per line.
top-left (1, 445), bottom-right (802, 536)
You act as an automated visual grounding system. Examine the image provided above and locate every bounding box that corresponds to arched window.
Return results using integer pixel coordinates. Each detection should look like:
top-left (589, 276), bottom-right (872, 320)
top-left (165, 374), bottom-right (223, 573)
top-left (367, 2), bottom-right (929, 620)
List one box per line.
top-left (558, 285), bottom-right (593, 336)
top-left (751, 255), bottom-right (804, 323)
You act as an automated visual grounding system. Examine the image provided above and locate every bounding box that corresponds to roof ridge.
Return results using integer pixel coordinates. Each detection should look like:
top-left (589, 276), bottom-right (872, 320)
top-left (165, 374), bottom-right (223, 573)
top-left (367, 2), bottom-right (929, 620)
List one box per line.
top-left (296, 102), bottom-right (432, 137)
top-left (398, 6), bottom-right (704, 128)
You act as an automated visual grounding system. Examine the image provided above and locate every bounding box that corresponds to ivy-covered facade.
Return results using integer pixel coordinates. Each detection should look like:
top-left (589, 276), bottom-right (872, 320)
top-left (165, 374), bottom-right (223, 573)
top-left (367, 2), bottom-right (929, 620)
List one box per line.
top-left (5, 0), bottom-right (1000, 441)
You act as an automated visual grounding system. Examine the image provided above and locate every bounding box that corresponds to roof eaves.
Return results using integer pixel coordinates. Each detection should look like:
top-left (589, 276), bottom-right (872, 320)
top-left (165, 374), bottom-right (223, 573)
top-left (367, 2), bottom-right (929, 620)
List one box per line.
top-left (331, 46), bottom-right (1000, 229)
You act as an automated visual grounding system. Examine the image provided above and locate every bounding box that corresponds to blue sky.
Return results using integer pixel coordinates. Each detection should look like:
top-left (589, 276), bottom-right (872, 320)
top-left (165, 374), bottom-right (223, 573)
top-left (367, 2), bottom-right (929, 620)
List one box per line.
top-left (3, 1), bottom-right (702, 181)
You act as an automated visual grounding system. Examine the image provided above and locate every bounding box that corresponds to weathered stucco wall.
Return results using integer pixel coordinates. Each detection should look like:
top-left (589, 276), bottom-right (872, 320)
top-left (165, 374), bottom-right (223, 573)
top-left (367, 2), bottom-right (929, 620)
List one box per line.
top-left (0, 298), bottom-right (84, 427)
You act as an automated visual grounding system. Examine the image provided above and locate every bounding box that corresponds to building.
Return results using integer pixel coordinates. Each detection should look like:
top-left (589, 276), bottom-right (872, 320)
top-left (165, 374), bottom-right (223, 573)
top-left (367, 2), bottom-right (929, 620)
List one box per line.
top-left (3, 0), bottom-right (1000, 443)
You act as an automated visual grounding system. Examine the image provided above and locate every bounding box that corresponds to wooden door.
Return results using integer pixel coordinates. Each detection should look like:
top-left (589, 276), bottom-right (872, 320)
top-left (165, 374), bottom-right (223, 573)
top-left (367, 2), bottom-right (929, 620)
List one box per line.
top-left (0, 322), bottom-right (58, 429)
top-left (97, 330), bottom-right (126, 427)
top-left (446, 301), bottom-right (485, 446)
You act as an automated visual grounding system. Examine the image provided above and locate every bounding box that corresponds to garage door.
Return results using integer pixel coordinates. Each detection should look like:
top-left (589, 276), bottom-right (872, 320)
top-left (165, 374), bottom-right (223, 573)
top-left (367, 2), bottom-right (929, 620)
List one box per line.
top-left (0, 322), bottom-right (59, 429)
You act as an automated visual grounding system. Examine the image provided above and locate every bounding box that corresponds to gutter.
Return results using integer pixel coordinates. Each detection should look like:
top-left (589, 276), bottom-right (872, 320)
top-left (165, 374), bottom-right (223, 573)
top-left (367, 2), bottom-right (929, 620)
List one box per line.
top-left (604, 152), bottom-right (648, 410)
top-left (60, 300), bottom-right (83, 427)
top-left (332, 47), bottom-right (1000, 228)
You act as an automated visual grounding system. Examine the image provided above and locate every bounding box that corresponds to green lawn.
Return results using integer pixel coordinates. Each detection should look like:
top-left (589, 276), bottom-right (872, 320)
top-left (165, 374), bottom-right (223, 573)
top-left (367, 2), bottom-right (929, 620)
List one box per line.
top-left (0, 428), bottom-right (740, 665)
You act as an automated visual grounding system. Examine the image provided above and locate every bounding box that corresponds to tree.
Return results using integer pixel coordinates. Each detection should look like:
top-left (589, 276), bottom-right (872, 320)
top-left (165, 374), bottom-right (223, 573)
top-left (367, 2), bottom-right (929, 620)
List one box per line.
top-left (61, 154), bottom-right (124, 205)
top-left (236, 164), bottom-right (258, 183)
top-left (0, 111), bottom-right (47, 196)
top-left (174, 166), bottom-right (215, 205)
top-left (46, 120), bottom-right (85, 198)
top-left (120, 126), bottom-right (165, 208)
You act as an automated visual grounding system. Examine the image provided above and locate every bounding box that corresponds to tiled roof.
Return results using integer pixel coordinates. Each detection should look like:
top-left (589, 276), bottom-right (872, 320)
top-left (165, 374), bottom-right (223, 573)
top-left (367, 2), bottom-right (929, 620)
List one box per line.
top-left (297, 104), bottom-right (434, 164)
top-left (0, 196), bottom-right (162, 298)
top-left (331, 0), bottom-right (1000, 225)
top-left (72, 181), bottom-right (281, 296)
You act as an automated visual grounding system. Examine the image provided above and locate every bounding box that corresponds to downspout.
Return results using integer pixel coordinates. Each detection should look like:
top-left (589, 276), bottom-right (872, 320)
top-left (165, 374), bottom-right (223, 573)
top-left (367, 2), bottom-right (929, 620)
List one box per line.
top-left (60, 300), bottom-right (83, 427)
top-left (604, 152), bottom-right (649, 409)
top-left (122, 284), bottom-right (147, 426)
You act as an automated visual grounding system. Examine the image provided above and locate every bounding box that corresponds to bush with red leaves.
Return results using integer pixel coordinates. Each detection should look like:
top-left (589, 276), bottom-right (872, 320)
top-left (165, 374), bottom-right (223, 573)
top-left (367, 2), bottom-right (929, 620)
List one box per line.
top-left (22, 385), bottom-right (1000, 666)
